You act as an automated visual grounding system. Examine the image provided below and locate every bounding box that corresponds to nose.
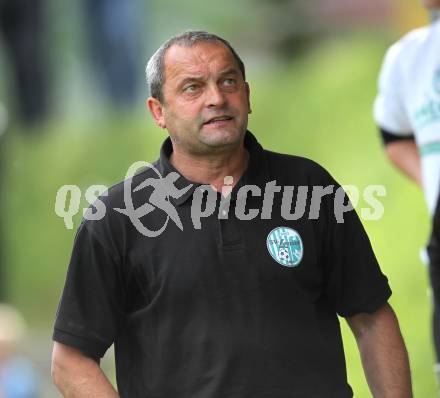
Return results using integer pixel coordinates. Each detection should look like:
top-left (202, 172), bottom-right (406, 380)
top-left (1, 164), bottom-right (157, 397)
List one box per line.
top-left (206, 83), bottom-right (226, 108)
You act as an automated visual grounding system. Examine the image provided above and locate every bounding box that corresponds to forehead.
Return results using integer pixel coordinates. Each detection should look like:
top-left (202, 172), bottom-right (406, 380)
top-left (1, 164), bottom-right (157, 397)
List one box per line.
top-left (163, 42), bottom-right (240, 82)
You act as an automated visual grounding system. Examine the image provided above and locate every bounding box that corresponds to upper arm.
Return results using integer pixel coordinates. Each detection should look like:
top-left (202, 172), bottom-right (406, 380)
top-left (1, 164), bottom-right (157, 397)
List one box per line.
top-left (51, 341), bottom-right (102, 388)
top-left (346, 303), bottom-right (396, 339)
top-left (53, 221), bottom-right (126, 360)
top-left (384, 138), bottom-right (418, 161)
top-left (380, 130), bottom-right (421, 185)
top-left (52, 341), bottom-right (100, 370)
top-left (322, 176), bottom-right (391, 317)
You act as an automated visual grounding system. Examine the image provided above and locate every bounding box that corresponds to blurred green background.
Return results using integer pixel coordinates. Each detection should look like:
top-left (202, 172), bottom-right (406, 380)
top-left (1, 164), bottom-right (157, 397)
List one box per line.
top-left (0, 0), bottom-right (434, 396)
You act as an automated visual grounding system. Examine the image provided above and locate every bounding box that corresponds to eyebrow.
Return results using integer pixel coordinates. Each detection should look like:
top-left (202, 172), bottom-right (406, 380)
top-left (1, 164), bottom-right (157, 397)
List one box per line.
top-left (178, 68), bottom-right (240, 88)
top-left (179, 76), bottom-right (204, 86)
top-left (219, 68), bottom-right (240, 77)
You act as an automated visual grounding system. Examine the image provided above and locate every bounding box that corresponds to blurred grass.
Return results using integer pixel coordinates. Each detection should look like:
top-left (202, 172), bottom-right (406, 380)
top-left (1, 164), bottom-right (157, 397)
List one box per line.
top-left (3, 33), bottom-right (434, 395)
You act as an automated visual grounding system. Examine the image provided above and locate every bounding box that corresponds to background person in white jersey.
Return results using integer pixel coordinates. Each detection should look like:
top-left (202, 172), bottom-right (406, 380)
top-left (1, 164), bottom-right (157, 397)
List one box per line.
top-left (374, 0), bottom-right (440, 382)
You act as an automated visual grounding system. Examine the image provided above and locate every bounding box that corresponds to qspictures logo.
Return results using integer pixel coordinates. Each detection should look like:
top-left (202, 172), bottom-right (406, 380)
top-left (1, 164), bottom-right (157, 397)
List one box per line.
top-left (54, 161), bottom-right (386, 238)
top-left (113, 162), bottom-right (192, 237)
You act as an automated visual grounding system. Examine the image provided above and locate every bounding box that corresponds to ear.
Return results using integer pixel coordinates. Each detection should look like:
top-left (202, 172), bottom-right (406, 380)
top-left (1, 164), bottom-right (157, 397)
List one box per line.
top-left (245, 82), bottom-right (252, 114)
top-left (147, 97), bottom-right (166, 128)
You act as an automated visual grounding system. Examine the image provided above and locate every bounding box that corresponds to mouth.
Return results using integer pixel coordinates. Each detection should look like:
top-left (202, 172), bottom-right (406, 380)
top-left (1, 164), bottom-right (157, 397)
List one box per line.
top-left (203, 115), bottom-right (234, 126)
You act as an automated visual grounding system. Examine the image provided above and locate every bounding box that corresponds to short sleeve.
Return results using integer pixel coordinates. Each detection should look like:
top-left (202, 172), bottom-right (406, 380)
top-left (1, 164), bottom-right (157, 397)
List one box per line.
top-left (53, 221), bottom-right (126, 358)
top-left (373, 42), bottom-right (413, 135)
top-left (323, 184), bottom-right (392, 317)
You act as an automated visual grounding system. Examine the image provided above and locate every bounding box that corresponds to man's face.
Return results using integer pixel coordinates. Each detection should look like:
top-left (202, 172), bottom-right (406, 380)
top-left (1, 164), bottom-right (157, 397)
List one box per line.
top-left (148, 42), bottom-right (251, 155)
top-left (422, 0), bottom-right (440, 9)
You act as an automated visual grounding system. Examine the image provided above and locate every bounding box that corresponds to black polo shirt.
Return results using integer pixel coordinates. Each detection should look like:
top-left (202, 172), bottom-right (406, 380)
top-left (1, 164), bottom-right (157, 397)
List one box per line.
top-left (53, 131), bottom-right (391, 398)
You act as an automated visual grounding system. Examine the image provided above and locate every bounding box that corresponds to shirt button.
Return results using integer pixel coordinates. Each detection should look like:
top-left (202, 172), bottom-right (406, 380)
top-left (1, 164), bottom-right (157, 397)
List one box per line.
top-left (221, 210), bottom-right (227, 217)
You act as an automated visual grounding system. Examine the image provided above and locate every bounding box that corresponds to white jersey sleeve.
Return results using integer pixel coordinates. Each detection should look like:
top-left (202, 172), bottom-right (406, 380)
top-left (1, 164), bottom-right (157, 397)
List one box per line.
top-left (373, 42), bottom-right (413, 135)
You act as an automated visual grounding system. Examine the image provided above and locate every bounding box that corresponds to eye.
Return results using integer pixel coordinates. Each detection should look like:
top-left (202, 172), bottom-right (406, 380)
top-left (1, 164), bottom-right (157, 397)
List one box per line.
top-left (183, 84), bottom-right (200, 93)
top-left (223, 78), bottom-right (236, 86)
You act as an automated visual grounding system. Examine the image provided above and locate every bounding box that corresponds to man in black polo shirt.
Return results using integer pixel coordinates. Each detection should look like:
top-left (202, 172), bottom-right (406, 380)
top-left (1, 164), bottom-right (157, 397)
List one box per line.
top-left (51, 31), bottom-right (412, 397)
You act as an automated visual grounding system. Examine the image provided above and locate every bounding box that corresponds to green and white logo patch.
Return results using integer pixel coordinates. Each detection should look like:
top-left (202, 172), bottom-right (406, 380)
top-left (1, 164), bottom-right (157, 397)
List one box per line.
top-left (266, 227), bottom-right (303, 267)
top-left (413, 66), bottom-right (440, 130)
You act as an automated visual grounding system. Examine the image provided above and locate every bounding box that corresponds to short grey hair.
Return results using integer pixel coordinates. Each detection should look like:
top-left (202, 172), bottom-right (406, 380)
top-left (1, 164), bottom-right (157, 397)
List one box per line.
top-left (146, 31), bottom-right (246, 102)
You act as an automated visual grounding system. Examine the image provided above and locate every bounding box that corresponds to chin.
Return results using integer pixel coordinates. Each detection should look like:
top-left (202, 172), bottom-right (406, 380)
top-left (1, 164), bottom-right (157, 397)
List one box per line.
top-left (201, 128), bottom-right (244, 147)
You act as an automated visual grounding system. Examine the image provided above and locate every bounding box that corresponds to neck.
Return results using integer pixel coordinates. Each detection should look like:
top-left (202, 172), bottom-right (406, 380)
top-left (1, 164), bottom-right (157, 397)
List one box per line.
top-left (169, 142), bottom-right (249, 192)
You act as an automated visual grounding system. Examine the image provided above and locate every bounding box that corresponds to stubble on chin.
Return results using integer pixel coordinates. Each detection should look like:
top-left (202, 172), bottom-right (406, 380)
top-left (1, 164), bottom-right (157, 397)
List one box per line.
top-left (199, 126), bottom-right (246, 149)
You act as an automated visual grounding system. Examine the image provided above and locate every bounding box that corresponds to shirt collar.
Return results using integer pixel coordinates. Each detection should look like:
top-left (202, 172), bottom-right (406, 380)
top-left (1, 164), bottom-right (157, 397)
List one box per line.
top-left (156, 130), bottom-right (269, 206)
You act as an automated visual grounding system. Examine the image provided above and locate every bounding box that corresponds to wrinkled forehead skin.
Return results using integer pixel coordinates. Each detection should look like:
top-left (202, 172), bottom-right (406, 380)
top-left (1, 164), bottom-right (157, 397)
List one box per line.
top-left (161, 41), bottom-right (244, 99)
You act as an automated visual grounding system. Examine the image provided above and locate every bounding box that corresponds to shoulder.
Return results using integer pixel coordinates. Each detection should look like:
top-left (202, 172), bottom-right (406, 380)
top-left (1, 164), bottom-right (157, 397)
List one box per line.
top-left (264, 150), bottom-right (335, 186)
top-left (380, 25), bottom-right (432, 74)
top-left (80, 161), bottom-right (162, 238)
top-left (100, 162), bottom-right (161, 209)
top-left (393, 25), bottom-right (431, 52)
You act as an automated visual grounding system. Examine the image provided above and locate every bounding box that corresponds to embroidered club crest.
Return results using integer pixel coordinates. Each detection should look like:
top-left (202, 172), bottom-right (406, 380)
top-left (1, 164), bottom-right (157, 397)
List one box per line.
top-left (266, 227), bottom-right (303, 267)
